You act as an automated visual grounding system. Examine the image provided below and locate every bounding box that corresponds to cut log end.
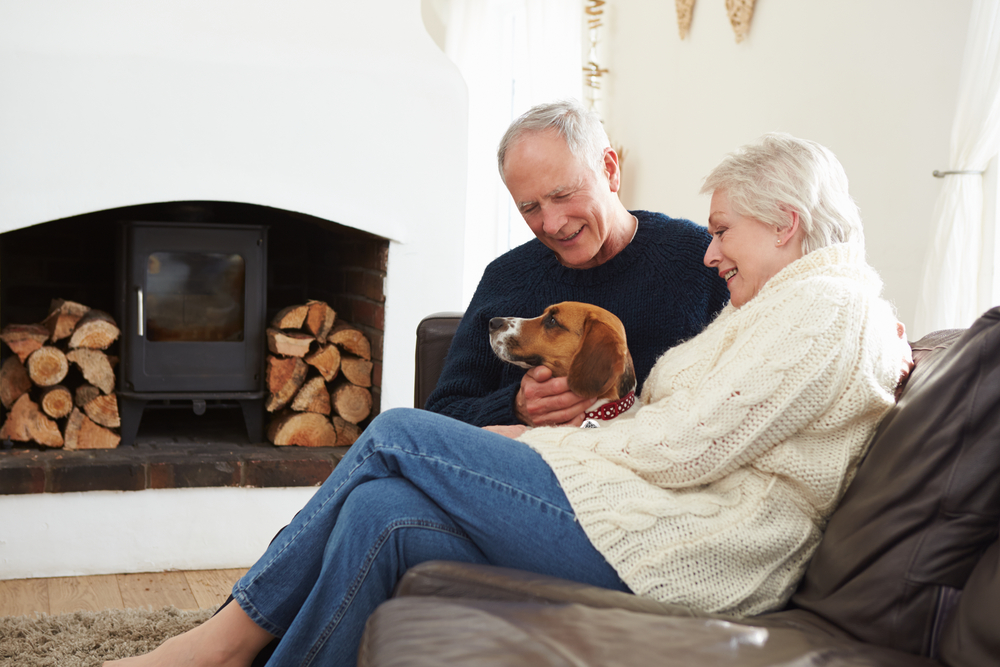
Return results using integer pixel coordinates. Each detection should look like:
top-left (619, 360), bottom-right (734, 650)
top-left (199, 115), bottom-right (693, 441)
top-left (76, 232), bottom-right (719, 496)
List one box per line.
top-left (305, 300), bottom-right (337, 340)
top-left (333, 416), bottom-right (362, 446)
top-left (0, 356), bottom-right (32, 409)
top-left (83, 393), bottom-right (121, 429)
top-left (0, 394), bottom-right (64, 447)
top-left (26, 346), bottom-right (70, 387)
top-left (331, 382), bottom-right (372, 424)
top-left (271, 304), bottom-right (310, 330)
top-left (304, 344), bottom-right (341, 382)
top-left (266, 356), bottom-right (308, 412)
top-left (43, 299), bottom-right (90, 342)
top-left (40, 385), bottom-right (74, 419)
top-left (68, 309), bottom-right (120, 350)
top-left (66, 349), bottom-right (116, 394)
top-left (1, 324), bottom-right (51, 363)
top-left (267, 328), bottom-right (315, 358)
top-left (290, 376), bottom-right (332, 415)
top-left (327, 324), bottom-right (371, 361)
top-left (340, 355), bottom-right (373, 388)
top-left (267, 412), bottom-right (339, 447)
top-left (64, 408), bottom-right (120, 450)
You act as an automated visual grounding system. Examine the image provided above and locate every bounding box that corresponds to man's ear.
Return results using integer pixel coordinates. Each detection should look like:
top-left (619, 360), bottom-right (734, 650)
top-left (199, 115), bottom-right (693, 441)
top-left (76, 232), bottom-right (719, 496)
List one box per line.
top-left (567, 318), bottom-right (625, 399)
top-left (603, 148), bottom-right (622, 194)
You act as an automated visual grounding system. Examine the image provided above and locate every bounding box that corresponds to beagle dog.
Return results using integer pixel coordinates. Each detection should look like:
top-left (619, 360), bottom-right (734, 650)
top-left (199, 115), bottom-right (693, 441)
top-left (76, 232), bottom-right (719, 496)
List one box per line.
top-left (488, 301), bottom-right (638, 422)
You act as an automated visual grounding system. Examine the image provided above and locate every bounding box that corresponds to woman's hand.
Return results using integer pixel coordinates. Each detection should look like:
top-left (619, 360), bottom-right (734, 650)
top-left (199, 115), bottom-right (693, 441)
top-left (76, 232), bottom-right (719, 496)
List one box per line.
top-left (483, 424), bottom-right (529, 438)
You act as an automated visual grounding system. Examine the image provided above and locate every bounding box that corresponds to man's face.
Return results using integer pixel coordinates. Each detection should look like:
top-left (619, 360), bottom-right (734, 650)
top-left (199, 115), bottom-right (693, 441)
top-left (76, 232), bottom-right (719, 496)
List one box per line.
top-left (502, 130), bottom-right (617, 269)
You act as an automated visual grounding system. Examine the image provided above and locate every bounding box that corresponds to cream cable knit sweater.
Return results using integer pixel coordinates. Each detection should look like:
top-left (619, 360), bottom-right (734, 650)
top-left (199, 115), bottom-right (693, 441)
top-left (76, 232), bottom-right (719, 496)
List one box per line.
top-left (518, 243), bottom-right (907, 617)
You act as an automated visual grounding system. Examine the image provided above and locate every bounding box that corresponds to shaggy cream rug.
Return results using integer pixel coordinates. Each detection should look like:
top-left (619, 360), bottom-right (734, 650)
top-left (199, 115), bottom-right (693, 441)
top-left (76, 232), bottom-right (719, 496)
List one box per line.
top-left (0, 605), bottom-right (217, 667)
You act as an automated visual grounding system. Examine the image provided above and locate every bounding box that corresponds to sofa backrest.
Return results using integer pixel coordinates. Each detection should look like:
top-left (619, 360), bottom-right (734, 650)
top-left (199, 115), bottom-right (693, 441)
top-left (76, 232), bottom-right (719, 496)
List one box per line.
top-left (790, 307), bottom-right (1000, 661)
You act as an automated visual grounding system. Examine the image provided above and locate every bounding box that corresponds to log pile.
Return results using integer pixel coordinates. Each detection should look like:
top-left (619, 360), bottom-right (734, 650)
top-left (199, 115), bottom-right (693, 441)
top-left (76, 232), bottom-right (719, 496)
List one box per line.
top-left (0, 299), bottom-right (122, 450)
top-left (265, 300), bottom-right (374, 448)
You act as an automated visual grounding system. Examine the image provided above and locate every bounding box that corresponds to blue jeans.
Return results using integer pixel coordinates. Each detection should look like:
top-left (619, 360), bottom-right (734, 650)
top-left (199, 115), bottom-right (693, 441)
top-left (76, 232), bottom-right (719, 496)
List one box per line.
top-left (231, 407), bottom-right (629, 666)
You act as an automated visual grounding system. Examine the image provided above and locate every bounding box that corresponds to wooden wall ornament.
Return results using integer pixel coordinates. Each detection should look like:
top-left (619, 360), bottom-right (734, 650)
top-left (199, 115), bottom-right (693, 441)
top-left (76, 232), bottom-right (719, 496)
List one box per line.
top-left (676, 0), bottom-right (695, 39)
top-left (726, 0), bottom-right (756, 43)
top-left (583, 0), bottom-right (608, 110)
top-left (675, 0), bottom-right (757, 42)
top-left (582, 1), bottom-right (627, 178)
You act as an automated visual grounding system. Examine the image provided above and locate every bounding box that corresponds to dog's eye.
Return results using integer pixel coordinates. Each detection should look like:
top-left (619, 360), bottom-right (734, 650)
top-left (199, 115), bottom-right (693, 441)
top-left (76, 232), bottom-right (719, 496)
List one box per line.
top-left (544, 315), bottom-right (558, 329)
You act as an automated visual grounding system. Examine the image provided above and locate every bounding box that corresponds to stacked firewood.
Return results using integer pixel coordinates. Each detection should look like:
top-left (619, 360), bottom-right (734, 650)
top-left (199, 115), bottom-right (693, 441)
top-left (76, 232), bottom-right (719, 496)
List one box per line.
top-left (265, 300), bottom-right (373, 447)
top-left (0, 299), bottom-right (121, 450)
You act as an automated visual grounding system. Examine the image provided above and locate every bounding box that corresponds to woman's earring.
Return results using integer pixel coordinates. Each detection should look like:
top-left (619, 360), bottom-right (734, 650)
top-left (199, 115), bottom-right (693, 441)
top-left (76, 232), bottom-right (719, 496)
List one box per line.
top-left (775, 239), bottom-right (782, 246)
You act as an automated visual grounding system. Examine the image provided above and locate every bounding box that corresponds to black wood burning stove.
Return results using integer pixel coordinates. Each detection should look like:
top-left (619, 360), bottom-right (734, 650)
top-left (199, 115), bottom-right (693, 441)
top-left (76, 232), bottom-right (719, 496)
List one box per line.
top-left (116, 222), bottom-right (268, 446)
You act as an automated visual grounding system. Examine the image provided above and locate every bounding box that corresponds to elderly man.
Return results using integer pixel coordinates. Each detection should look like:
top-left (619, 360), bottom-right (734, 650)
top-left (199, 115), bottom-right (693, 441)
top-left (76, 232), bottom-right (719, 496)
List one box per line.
top-left (426, 100), bottom-right (729, 427)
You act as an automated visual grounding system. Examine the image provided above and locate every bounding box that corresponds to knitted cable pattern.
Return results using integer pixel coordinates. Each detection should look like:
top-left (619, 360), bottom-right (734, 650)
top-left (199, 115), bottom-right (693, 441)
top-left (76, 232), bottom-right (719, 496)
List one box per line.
top-left (518, 243), bottom-right (906, 617)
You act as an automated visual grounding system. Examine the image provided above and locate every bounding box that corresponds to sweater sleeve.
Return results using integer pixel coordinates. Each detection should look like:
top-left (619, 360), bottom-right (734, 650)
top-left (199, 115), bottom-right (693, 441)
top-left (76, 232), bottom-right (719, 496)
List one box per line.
top-left (519, 276), bottom-right (893, 488)
top-left (423, 306), bottom-right (521, 426)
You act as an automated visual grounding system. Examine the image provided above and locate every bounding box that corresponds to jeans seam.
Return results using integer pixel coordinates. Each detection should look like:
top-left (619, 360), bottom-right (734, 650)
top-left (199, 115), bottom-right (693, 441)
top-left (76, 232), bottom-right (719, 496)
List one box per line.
top-left (301, 517), bottom-right (471, 667)
top-left (378, 441), bottom-right (577, 519)
top-left (230, 586), bottom-right (286, 638)
top-left (241, 443), bottom-right (391, 593)
top-left (238, 432), bottom-right (576, 640)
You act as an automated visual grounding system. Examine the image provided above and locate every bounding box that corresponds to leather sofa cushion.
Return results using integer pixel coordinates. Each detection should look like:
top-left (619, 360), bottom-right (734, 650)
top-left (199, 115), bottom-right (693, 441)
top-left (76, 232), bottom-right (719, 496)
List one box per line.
top-left (791, 307), bottom-right (1000, 659)
top-left (939, 538), bottom-right (1000, 667)
top-left (358, 596), bottom-right (939, 667)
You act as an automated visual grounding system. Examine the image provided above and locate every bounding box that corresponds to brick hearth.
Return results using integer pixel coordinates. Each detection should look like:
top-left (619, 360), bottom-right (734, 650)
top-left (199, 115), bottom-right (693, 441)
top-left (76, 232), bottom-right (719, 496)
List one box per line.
top-left (0, 408), bottom-right (349, 494)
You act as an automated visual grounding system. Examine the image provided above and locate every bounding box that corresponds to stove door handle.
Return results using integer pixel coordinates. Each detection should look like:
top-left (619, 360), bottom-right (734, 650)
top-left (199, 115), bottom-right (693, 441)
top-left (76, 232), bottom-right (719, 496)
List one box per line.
top-left (136, 286), bottom-right (144, 337)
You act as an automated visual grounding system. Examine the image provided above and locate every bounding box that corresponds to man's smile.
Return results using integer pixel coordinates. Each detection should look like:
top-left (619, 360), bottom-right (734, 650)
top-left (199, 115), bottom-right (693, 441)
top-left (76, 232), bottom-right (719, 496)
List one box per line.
top-left (556, 226), bottom-right (583, 242)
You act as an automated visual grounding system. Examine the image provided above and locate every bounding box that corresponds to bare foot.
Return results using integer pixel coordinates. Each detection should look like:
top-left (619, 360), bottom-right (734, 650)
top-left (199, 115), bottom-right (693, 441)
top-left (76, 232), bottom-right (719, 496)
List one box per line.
top-left (103, 602), bottom-right (275, 667)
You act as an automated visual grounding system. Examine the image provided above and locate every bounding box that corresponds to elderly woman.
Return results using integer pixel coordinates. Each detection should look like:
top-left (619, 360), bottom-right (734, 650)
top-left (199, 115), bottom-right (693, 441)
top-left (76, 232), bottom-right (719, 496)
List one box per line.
top-left (106, 133), bottom-right (909, 667)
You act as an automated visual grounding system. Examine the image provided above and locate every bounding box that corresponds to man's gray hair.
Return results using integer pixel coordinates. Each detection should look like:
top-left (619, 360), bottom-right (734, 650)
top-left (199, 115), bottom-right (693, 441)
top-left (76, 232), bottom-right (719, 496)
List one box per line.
top-left (497, 100), bottom-right (610, 184)
top-left (700, 132), bottom-right (864, 254)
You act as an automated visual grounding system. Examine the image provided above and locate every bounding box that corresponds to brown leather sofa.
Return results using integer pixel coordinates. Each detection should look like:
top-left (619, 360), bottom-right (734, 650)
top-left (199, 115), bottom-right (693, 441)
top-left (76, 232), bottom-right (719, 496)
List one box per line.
top-left (356, 307), bottom-right (1000, 666)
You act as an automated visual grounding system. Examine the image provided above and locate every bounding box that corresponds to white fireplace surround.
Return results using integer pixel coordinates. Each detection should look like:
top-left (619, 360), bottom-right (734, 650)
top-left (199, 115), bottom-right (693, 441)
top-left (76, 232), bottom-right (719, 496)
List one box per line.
top-left (0, 1), bottom-right (468, 578)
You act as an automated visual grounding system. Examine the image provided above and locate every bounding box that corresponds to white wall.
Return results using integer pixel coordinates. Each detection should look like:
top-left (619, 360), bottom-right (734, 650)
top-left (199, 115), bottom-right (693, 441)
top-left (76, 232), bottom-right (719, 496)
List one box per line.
top-left (603, 0), bottom-right (972, 337)
top-left (0, 487), bottom-right (317, 580)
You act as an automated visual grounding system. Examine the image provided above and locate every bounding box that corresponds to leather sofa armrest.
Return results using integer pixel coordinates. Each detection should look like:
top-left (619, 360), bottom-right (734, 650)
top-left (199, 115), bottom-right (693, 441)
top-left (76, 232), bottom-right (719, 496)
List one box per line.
top-left (414, 312), bottom-right (464, 409)
top-left (393, 560), bottom-right (713, 619)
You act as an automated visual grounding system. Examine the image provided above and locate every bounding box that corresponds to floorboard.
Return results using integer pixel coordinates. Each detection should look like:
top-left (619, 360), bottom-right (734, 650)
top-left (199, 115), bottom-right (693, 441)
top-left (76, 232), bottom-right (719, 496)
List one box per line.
top-left (48, 574), bottom-right (123, 615)
top-left (185, 568), bottom-right (243, 608)
top-left (0, 568), bottom-right (247, 618)
top-left (0, 578), bottom-right (50, 617)
top-left (118, 571), bottom-right (200, 611)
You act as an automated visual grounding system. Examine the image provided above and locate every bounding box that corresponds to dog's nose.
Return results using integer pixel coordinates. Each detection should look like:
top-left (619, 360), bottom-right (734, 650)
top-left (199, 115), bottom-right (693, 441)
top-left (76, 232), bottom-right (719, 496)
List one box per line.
top-left (489, 317), bottom-right (505, 332)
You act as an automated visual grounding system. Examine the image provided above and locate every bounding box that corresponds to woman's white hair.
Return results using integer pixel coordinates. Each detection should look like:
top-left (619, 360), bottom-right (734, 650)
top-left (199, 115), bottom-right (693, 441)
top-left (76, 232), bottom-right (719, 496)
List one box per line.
top-left (700, 133), bottom-right (864, 254)
top-left (497, 99), bottom-right (610, 184)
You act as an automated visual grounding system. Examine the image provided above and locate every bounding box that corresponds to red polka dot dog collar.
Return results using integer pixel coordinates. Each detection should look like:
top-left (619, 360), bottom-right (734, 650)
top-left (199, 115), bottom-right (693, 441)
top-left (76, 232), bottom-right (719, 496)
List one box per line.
top-left (584, 390), bottom-right (636, 421)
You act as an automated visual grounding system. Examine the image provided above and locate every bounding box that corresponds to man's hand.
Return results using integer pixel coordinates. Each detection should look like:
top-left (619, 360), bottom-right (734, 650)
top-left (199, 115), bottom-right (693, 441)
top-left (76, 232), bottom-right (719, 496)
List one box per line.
top-left (482, 424), bottom-right (529, 438)
top-left (514, 366), bottom-right (591, 427)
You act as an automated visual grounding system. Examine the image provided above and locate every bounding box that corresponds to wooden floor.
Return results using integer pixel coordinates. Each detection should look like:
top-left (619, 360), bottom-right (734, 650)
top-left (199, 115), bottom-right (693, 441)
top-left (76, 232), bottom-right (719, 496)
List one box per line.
top-left (0, 569), bottom-right (248, 618)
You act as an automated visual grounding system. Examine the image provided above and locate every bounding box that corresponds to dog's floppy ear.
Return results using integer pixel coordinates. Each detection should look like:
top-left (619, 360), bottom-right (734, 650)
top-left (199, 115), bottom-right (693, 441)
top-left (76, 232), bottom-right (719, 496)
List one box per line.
top-left (617, 351), bottom-right (636, 399)
top-left (567, 318), bottom-right (627, 399)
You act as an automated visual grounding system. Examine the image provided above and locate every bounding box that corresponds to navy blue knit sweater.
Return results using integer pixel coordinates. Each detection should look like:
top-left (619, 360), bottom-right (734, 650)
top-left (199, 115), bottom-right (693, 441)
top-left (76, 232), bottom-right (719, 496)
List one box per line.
top-left (425, 210), bottom-right (730, 426)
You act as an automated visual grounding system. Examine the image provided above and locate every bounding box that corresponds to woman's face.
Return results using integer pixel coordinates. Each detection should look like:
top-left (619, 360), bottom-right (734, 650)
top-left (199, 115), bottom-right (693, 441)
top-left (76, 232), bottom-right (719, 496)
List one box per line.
top-left (704, 190), bottom-right (803, 308)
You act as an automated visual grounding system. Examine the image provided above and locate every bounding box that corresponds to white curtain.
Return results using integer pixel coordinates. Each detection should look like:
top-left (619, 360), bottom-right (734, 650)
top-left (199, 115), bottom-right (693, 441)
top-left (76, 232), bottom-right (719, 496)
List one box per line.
top-left (444, 0), bottom-right (583, 306)
top-left (915, 0), bottom-right (1000, 335)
